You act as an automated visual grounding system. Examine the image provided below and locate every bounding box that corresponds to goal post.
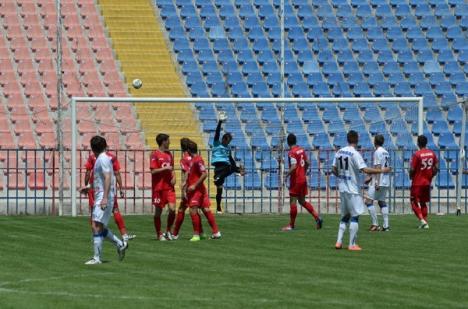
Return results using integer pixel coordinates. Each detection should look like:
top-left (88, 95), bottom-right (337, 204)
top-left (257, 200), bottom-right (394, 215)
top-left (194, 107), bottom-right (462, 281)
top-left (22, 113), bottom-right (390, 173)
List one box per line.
top-left (456, 99), bottom-right (467, 214)
top-left (70, 96), bottom-right (423, 217)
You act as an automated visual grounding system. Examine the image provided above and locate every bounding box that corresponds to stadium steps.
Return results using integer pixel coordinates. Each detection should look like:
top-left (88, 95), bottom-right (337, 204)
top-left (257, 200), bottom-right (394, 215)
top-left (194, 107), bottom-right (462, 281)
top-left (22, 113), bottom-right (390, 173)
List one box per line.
top-left (97, 0), bottom-right (206, 153)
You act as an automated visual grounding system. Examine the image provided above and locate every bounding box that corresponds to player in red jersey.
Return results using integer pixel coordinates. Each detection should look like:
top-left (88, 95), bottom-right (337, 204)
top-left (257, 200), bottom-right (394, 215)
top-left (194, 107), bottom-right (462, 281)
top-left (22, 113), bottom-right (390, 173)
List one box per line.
top-left (410, 135), bottom-right (439, 229)
top-left (186, 141), bottom-right (221, 241)
top-left (80, 150), bottom-right (135, 242)
top-left (282, 134), bottom-right (323, 231)
top-left (150, 133), bottom-right (177, 241)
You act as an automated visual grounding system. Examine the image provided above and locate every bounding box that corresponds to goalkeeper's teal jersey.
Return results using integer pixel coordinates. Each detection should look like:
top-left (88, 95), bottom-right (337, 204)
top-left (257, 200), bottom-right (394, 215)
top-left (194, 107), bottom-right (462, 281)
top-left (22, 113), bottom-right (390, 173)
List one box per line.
top-left (211, 140), bottom-right (230, 165)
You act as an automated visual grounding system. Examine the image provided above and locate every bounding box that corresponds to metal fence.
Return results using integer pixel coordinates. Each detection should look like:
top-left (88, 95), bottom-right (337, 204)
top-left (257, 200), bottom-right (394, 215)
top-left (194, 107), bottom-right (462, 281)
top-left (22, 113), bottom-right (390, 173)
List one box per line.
top-left (0, 148), bottom-right (466, 215)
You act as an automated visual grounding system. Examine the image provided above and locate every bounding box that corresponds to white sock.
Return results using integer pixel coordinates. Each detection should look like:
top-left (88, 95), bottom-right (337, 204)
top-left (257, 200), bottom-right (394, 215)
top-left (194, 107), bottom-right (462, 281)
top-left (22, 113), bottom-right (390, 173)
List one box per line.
top-left (93, 234), bottom-right (103, 261)
top-left (349, 221), bottom-right (359, 247)
top-left (381, 205), bottom-right (389, 228)
top-left (337, 221), bottom-right (347, 244)
top-left (104, 229), bottom-right (123, 248)
top-left (367, 204), bottom-right (378, 226)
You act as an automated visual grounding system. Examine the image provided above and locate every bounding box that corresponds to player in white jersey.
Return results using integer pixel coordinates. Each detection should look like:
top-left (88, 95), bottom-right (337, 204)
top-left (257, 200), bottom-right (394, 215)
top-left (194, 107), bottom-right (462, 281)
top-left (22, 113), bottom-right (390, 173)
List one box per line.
top-left (365, 135), bottom-right (391, 231)
top-left (332, 131), bottom-right (391, 251)
top-left (85, 136), bottom-right (128, 265)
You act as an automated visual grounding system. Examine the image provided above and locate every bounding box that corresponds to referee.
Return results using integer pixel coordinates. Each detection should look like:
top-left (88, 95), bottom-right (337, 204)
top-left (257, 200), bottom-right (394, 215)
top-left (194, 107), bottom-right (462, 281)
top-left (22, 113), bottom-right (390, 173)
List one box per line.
top-left (211, 118), bottom-right (245, 213)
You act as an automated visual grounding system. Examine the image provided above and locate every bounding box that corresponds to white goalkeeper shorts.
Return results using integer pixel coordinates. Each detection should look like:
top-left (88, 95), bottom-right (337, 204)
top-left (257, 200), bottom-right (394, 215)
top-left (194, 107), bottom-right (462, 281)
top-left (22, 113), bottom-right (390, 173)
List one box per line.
top-left (340, 192), bottom-right (365, 217)
top-left (366, 186), bottom-right (389, 202)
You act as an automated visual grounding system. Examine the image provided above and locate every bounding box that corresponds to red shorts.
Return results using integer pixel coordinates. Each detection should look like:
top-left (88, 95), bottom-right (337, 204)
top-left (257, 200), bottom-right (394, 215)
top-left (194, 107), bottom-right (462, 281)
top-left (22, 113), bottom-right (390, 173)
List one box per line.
top-left (88, 189), bottom-right (119, 211)
top-left (289, 182), bottom-right (308, 198)
top-left (152, 189), bottom-right (176, 208)
top-left (410, 185), bottom-right (431, 203)
top-left (187, 190), bottom-right (210, 208)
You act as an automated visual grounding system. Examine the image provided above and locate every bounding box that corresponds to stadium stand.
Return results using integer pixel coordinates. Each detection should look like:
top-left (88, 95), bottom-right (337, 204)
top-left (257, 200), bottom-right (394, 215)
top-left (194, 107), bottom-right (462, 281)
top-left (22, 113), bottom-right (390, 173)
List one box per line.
top-left (153, 0), bottom-right (467, 189)
top-left (98, 0), bottom-right (206, 150)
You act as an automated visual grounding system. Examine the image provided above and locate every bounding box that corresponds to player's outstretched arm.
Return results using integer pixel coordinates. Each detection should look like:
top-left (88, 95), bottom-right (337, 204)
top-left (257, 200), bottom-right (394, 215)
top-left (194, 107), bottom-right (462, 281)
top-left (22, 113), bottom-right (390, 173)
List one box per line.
top-left (214, 120), bottom-right (222, 143)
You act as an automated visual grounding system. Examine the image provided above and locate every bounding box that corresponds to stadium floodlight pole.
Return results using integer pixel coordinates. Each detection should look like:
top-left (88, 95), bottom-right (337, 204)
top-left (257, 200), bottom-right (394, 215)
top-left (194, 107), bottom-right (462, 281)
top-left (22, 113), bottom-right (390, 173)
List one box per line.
top-left (278, 0), bottom-right (286, 213)
top-left (70, 96), bottom-right (423, 216)
top-left (55, 0), bottom-right (64, 216)
top-left (456, 99), bottom-right (466, 215)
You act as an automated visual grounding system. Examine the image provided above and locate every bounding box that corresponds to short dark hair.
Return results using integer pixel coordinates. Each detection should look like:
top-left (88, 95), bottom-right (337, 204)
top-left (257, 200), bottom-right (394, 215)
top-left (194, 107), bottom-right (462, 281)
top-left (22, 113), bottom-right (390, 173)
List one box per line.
top-left (287, 133), bottom-right (296, 146)
top-left (187, 141), bottom-right (198, 154)
top-left (180, 138), bottom-right (190, 152)
top-left (374, 134), bottom-right (384, 147)
top-left (347, 130), bottom-right (359, 144)
top-left (222, 133), bottom-right (232, 143)
top-left (156, 133), bottom-right (169, 146)
top-left (90, 135), bottom-right (107, 154)
top-left (417, 135), bottom-right (428, 148)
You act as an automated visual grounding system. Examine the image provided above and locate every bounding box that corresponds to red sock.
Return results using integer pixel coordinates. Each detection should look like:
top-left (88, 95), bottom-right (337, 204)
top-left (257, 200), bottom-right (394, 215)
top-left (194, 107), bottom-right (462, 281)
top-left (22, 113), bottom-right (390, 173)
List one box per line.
top-left (411, 201), bottom-right (424, 220)
top-left (289, 204), bottom-right (298, 227)
top-left (154, 215), bottom-right (161, 236)
top-left (420, 202), bottom-right (428, 220)
top-left (203, 210), bottom-right (219, 234)
top-left (167, 210), bottom-right (176, 232)
top-left (198, 213), bottom-right (204, 234)
top-left (190, 213), bottom-right (201, 235)
top-left (173, 211), bottom-right (185, 236)
top-left (113, 212), bottom-right (127, 236)
top-left (303, 202), bottom-right (319, 220)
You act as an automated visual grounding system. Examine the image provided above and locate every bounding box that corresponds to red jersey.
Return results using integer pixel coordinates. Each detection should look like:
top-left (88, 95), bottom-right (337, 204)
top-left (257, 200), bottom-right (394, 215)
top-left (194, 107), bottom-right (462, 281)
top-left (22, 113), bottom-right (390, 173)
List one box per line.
top-left (187, 155), bottom-right (207, 192)
top-left (150, 150), bottom-right (174, 191)
top-left (411, 149), bottom-right (438, 186)
top-left (84, 152), bottom-right (120, 183)
top-left (180, 151), bottom-right (192, 173)
top-left (288, 145), bottom-right (308, 186)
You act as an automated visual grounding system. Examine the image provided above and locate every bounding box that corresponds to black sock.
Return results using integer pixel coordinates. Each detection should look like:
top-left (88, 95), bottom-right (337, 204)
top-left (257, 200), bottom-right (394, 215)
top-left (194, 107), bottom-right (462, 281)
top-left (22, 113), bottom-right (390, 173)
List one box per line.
top-left (216, 187), bottom-right (223, 211)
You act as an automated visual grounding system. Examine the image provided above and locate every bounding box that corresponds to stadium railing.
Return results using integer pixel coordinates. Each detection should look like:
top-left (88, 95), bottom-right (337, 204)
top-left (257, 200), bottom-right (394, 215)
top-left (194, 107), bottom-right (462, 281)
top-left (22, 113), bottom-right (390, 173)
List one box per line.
top-left (0, 148), bottom-right (465, 215)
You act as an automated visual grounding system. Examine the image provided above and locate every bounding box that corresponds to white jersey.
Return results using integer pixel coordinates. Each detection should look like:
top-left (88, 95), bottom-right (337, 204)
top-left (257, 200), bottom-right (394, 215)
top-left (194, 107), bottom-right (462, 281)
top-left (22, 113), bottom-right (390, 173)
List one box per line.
top-left (93, 152), bottom-right (116, 202)
top-left (372, 146), bottom-right (390, 187)
top-left (332, 146), bottom-right (367, 194)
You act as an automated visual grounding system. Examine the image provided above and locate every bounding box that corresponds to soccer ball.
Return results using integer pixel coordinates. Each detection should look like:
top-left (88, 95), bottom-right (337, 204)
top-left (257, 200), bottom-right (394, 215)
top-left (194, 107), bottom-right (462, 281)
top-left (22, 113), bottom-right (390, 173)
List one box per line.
top-left (132, 79), bottom-right (142, 89)
top-left (218, 111), bottom-right (228, 122)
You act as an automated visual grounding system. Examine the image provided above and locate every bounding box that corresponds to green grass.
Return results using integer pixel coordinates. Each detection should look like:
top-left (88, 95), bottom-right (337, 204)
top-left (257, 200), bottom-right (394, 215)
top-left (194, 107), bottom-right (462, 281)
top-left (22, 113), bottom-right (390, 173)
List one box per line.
top-left (0, 214), bottom-right (467, 308)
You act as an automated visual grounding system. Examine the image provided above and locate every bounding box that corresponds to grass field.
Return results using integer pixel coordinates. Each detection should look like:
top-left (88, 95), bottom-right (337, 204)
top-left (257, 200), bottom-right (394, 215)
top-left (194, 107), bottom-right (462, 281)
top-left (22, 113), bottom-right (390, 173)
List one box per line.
top-left (0, 213), bottom-right (467, 308)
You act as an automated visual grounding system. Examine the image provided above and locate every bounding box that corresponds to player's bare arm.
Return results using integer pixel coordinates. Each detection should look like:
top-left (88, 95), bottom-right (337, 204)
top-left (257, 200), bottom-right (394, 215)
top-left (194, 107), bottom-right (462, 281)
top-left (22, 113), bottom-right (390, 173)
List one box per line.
top-left (150, 165), bottom-right (173, 174)
top-left (286, 163), bottom-right (297, 178)
top-left (188, 171), bottom-right (207, 192)
top-left (332, 165), bottom-right (338, 176)
top-left (374, 164), bottom-right (381, 190)
top-left (432, 162), bottom-right (439, 178)
top-left (100, 171), bottom-right (112, 209)
top-left (171, 170), bottom-right (176, 186)
top-left (361, 166), bottom-right (391, 175)
top-left (115, 171), bottom-right (124, 198)
top-left (79, 169), bottom-right (92, 194)
top-left (409, 167), bottom-right (415, 179)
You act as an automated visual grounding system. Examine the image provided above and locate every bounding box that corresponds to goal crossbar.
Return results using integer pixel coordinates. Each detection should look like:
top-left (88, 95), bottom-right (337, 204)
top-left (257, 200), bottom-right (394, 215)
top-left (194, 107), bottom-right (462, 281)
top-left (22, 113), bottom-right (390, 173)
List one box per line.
top-left (70, 96), bottom-right (424, 217)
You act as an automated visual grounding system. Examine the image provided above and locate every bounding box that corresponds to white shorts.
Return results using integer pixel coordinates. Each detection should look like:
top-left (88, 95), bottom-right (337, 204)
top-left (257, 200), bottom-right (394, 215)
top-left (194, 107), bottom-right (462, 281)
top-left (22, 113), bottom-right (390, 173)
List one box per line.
top-left (92, 196), bottom-right (114, 226)
top-left (340, 192), bottom-right (365, 217)
top-left (366, 186), bottom-right (389, 202)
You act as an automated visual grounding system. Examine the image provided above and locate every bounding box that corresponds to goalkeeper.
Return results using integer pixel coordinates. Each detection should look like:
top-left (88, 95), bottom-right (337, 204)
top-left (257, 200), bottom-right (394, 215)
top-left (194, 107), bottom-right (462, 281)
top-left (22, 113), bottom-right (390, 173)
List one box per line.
top-left (211, 118), bottom-right (245, 213)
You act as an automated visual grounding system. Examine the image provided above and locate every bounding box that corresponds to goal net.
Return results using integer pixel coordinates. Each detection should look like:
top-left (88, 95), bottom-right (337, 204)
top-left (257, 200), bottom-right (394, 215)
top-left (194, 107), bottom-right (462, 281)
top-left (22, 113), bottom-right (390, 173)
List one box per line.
top-left (68, 97), bottom-right (468, 218)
